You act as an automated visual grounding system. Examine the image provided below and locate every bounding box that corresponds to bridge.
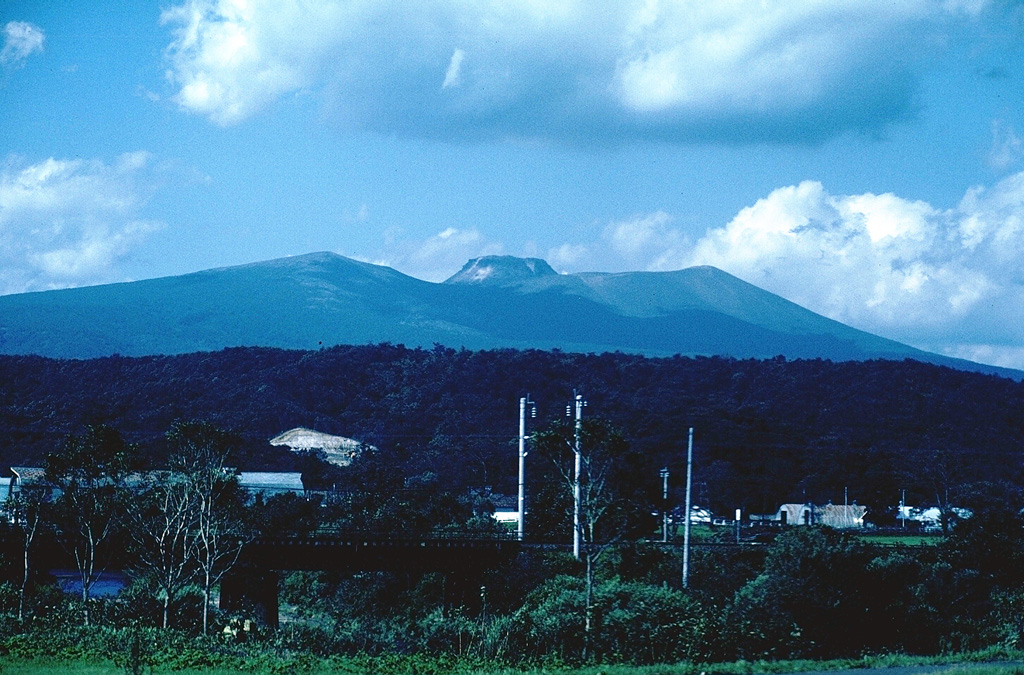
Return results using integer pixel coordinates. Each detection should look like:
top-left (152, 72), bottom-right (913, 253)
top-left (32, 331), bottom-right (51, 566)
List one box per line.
top-left (239, 532), bottom-right (520, 571)
top-left (220, 532), bottom-right (522, 626)
top-left (1, 528), bottom-right (760, 628)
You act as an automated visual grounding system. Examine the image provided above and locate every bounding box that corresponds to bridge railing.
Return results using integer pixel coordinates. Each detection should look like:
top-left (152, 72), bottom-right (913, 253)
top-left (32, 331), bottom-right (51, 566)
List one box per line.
top-left (267, 525), bottom-right (520, 542)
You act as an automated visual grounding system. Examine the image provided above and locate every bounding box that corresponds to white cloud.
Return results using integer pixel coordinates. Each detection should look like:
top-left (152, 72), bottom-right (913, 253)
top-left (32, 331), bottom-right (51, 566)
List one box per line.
top-left (945, 344), bottom-right (1024, 370)
top-left (0, 154), bottom-right (163, 294)
top-left (442, 48), bottom-right (465, 89)
top-left (381, 227), bottom-right (504, 282)
top-left (605, 211), bottom-right (690, 270)
top-left (1, 21), bottom-right (44, 69)
top-left (547, 242), bottom-right (593, 271)
top-left (159, 0), bottom-right (994, 143)
top-left (546, 211), bottom-right (689, 274)
top-left (161, 0), bottom-right (351, 125)
top-left (679, 174), bottom-right (1024, 368)
top-left (989, 119), bottom-right (1022, 170)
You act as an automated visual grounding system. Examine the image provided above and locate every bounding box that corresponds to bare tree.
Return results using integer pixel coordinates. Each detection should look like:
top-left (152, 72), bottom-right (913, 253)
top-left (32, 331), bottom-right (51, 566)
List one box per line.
top-left (5, 483), bottom-right (50, 622)
top-left (128, 471), bottom-right (199, 629)
top-left (167, 420), bottom-right (247, 634)
top-left (45, 425), bottom-right (133, 626)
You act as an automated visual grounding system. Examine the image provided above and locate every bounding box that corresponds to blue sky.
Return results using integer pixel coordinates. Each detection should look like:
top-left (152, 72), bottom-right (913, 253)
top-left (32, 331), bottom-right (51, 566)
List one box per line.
top-left (3, 1), bottom-right (1024, 368)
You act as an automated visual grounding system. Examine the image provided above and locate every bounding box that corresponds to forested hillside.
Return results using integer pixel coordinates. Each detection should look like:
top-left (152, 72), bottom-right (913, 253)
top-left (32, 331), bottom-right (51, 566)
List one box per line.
top-left (3, 344), bottom-right (1023, 517)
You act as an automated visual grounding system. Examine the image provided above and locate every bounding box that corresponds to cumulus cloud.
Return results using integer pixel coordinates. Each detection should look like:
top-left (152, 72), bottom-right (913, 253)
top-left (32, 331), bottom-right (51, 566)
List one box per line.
top-left (160, 0), bottom-right (993, 142)
top-left (0, 153), bottom-right (163, 294)
top-left (1, 21), bottom-right (44, 69)
top-left (160, 0), bottom-right (351, 125)
top-left (679, 174), bottom-right (1024, 368)
top-left (605, 211), bottom-right (690, 270)
top-left (546, 211), bottom-right (689, 273)
top-left (547, 242), bottom-right (593, 271)
top-left (374, 227), bottom-right (504, 282)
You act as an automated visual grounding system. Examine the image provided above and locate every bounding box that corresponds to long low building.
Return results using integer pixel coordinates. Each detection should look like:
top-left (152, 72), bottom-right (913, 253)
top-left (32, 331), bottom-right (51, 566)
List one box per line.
top-left (753, 503), bottom-right (868, 529)
top-left (237, 472), bottom-right (305, 501)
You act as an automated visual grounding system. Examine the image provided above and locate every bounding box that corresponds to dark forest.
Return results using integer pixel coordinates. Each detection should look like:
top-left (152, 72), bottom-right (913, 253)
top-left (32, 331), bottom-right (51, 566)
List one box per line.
top-left (3, 344), bottom-right (1023, 520)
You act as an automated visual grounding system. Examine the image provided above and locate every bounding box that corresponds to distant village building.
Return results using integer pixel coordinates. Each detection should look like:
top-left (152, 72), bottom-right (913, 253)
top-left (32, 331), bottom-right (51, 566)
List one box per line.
top-left (237, 472), bottom-right (305, 502)
top-left (269, 427), bottom-right (370, 467)
top-left (775, 503), bottom-right (815, 526)
top-left (817, 503), bottom-right (867, 529)
top-left (487, 494), bottom-right (519, 524)
top-left (671, 504), bottom-right (712, 524)
top-left (10, 467), bottom-right (46, 494)
top-left (898, 505), bottom-right (972, 531)
top-left (754, 502), bottom-right (867, 529)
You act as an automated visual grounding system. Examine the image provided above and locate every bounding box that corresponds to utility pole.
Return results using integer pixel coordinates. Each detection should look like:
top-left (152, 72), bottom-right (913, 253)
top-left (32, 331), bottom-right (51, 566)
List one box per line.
top-left (900, 488), bottom-right (906, 529)
top-left (518, 395), bottom-right (535, 541)
top-left (567, 393), bottom-right (586, 560)
top-left (844, 486), bottom-right (849, 528)
top-left (682, 427), bottom-right (693, 589)
top-left (660, 467), bottom-right (670, 543)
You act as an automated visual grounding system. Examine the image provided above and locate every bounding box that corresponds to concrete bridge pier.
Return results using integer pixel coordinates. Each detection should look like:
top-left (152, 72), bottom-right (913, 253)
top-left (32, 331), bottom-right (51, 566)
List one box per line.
top-left (219, 568), bottom-right (280, 629)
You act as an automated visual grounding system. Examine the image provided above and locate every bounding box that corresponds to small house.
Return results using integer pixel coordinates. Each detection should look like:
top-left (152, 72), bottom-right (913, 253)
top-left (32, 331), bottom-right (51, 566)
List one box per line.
top-left (488, 494), bottom-right (519, 524)
top-left (10, 467), bottom-right (47, 495)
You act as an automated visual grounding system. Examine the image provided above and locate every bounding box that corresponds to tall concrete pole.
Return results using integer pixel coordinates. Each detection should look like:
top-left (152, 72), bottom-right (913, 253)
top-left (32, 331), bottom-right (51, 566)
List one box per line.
top-left (660, 467), bottom-right (670, 543)
top-left (682, 427), bottom-right (694, 589)
top-left (573, 394), bottom-right (584, 560)
top-left (518, 395), bottom-right (534, 541)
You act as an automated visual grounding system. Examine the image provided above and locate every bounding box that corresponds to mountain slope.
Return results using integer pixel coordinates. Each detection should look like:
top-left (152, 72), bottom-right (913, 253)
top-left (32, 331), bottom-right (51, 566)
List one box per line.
top-left (0, 252), bottom-right (1013, 377)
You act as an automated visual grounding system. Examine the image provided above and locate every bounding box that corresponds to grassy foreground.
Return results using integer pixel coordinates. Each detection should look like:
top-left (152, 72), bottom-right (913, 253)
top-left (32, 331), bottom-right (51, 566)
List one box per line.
top-left (2, 651), bottom-right (1023, 675)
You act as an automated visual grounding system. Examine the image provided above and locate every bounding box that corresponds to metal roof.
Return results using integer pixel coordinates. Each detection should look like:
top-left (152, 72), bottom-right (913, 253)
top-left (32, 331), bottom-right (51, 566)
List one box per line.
top-left (10, 467), bottom-right (46, 483)
top-left (238, 472), bottom-right (304, 493)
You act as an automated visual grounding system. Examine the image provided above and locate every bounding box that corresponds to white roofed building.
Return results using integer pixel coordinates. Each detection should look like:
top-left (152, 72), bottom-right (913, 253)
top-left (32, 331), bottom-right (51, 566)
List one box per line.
top-left (237, 472), bottom-right (305, 502)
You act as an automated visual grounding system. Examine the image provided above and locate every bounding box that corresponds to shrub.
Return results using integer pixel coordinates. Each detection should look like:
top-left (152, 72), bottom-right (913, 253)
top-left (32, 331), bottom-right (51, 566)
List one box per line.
top-left (517, 574), bottom-right (713, 664)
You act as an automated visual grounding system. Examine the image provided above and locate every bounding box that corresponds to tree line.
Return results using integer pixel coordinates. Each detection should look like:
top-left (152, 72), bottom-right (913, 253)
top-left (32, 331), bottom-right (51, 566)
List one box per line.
top-left (3, 345), bottom-right (1024, 665)
top-left (2, 413), bottom-right (1024, 665)
top-left (2, 344), bottom-right (1024, 522)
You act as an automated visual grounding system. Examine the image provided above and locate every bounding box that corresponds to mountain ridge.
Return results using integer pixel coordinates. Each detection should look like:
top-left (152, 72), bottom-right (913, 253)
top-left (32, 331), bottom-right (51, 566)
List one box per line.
top-left (0, 251), bottom-right (1016, 379)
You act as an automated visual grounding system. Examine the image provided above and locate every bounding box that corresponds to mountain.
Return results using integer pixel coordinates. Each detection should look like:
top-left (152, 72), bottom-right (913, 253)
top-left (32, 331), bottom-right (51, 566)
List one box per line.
top-left (0, 251), bottom-right (1014, 377)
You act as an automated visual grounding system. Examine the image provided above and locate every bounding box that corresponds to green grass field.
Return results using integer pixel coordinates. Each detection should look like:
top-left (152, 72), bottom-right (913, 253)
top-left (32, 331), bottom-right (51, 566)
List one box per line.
top-left (3, 653), bottom-right (1022, 675)
top-left (853, 533), bottom-right (942, 546)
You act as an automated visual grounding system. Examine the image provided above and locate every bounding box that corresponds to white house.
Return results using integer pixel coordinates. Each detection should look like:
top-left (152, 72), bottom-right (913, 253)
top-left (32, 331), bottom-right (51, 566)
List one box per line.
top-left (488, 494), bottom-right (519, 524)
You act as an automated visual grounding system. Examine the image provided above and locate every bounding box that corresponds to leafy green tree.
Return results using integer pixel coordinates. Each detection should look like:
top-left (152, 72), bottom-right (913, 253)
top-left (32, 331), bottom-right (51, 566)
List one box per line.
top-left (45, 424), bottom-right (134, 626)
top-left (531, 416), bottom-right (647, 661)
top-left (518, 575), bottom-right (711, 664)
top-left (936, 510), bottom-right (1024, 649)
top-left (728, 526), bottom-right (873, 659)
